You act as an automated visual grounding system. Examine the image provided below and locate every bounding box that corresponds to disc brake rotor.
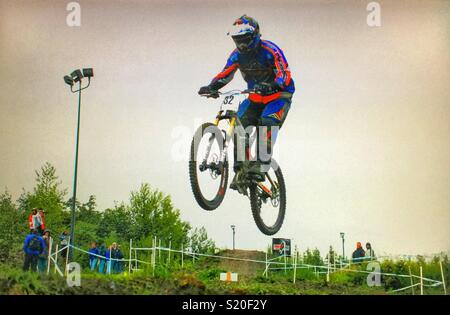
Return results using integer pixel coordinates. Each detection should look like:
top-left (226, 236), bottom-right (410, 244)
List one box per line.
top-left (271, 194), bottom-right (280, 207)
top-left (270, 183), bottom-right (280, 207)
top-left (209, 153), bottom-right (219, 179)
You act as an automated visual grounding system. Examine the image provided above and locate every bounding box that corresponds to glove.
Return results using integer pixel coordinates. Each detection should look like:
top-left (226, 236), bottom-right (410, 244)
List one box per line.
top-left (253, 82), bottom-right (280, 95)
top-left (198, 85), bottom-right (219, 98)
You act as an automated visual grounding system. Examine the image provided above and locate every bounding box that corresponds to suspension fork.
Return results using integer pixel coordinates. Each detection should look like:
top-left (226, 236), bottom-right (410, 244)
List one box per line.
top-left (200, 117), bottom-right (235, 168)
top-left (219, 117), bottom-right (236, 164)
top-left (202, 134), bottom-right (215, 164)
top-left (200, 117), bottom-right (223, 168)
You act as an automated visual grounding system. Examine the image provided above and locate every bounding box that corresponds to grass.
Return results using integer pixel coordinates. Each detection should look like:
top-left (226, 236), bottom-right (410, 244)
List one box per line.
top-left (0, 253), bottom-right (448, 295)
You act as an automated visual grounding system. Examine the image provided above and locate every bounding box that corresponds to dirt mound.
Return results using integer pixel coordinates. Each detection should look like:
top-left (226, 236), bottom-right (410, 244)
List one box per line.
top-left (216, 249), bottom-right (266, 276)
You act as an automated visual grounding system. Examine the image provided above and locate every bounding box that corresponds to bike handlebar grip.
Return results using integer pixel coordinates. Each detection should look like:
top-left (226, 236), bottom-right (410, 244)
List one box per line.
top-left (209, 92), bottom-right (219, 99)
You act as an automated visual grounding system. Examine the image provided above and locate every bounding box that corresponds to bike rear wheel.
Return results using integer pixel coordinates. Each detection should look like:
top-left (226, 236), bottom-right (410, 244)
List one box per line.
top-left (189, 122), bottom-right (229, 210)
top-left (249, 161), bottom-right (286, 235)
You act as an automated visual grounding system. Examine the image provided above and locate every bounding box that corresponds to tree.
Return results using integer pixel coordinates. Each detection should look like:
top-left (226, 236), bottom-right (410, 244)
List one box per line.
top-left (0, 190), bottom-right (27, 263)
top-left (76, 195), bottom-right (101, 224)
top-left (74, 219), bottom-right (99, 246)
top-left (304, 248), bottom-right (323, 266)
top-left (96, 203), bottom-right (133, 241)
top-left (128, 184), bottom-right (191, 248)
top-left (325, 246), bottom-right (337, 264)
top-left (95, 184), bottom-right (193, 251)
top-left (17, 162), bottom-right (69, 230)
top-left (189, 227), bottom-right (215, 254)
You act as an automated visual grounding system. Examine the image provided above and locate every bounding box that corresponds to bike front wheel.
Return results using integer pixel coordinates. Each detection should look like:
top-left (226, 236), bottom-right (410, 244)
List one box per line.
top-left (249, 161), bottom-right (286, 235)
top-left (189, 122), bottom-right (229, 210)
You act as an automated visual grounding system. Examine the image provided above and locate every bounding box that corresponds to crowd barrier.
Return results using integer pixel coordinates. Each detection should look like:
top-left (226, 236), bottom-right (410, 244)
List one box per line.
top-left (44, 237), bottom-right (447, 295)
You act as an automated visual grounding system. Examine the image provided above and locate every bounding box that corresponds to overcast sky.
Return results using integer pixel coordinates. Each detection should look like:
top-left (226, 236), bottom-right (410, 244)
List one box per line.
top-left (0, 0), bottom-right (449, 257)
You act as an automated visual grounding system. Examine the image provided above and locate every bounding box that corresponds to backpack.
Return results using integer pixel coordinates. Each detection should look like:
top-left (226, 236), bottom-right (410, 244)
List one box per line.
top-left (28, 235), bottom-right (41, 252)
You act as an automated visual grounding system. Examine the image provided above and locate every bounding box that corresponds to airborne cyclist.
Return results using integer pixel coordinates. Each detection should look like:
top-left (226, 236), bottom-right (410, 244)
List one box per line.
top-left (198, 15), bottom-right (295, 188)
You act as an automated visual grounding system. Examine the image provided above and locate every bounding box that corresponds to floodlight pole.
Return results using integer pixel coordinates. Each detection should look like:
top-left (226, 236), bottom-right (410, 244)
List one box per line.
top-left (68, 77), bottom-right (91, 260)
top-left (340, 232), bottom-right (345, 262)
top-left (69, 80), bottom-right (82, 260)
top-left (231, 225), bottom-right (236, 250)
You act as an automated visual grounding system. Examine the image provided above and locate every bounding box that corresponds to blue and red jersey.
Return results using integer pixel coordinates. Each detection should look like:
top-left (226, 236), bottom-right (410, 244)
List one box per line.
top-left (210, 40), bottom-right (295, 95)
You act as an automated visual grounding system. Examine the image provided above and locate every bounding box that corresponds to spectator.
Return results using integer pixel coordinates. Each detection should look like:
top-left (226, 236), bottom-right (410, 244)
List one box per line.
top-left (28, 208), bottom-right (38, 231)
top-left (97, 242), bottom-right (107, 274)
top-left (59, 230), bottom-right (69, 258)
top-left (365, 242), bottom-right (376, 260)
top-left (37, 208), bottom-right (46, 235)
top-left (23, 229), bottom-right (45, 272)
top-left (351, 242), bottom-right (366, 263)
top-left (105, 245), bottom-right (113, 274)
top-left (38, 230), bottom-right (51, 272)
top-left (110, 243), bottom-right (120, 274)
top-left (113, 244), bottom-right (124, 273)
top-left (29, 208), bottom-right (44, 235)
top-left (88, 242), bottom-right (99, 271)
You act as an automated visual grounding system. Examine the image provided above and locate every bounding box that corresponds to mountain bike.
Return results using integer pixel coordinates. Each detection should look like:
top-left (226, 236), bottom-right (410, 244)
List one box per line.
top-left (189, 89), bottom-right (286, 235)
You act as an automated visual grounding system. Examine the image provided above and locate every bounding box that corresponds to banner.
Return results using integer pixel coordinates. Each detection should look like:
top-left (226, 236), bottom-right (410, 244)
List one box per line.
top-left (272, 238), bottom-right (291, 256)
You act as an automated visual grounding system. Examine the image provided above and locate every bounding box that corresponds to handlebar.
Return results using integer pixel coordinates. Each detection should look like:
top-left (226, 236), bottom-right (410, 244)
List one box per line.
top-left (199, 89), bottom-right (256, 98)
top-left (219, 89), bottom-right (254, 96)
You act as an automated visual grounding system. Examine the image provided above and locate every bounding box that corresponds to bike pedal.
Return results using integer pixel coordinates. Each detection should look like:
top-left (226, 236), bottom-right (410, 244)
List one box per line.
top-left (237, 185), bottom-right (248, 196)
top-left (230, 177), bottom-right (248, 196)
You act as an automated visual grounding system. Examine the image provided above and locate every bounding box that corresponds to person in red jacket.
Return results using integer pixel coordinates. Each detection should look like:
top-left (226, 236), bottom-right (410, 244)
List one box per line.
top-left (28, 208), bottom-right (45, 235)
top-left (352, 242), bottom-right (366, 263)
top-left (28, 208), bottom-right (38, 230)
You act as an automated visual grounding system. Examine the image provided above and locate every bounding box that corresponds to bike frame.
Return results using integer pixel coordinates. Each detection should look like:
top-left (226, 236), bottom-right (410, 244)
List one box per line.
top-left (203, 90), bottom-right (275, 198)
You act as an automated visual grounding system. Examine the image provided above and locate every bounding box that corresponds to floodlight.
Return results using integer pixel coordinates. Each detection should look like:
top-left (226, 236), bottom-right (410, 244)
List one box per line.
top-left (82, 68), bottom-right (94, 78)
top-left (71, 69), bottom-right (83, 82)
top-left (64, 75), bottom-right (74, 86)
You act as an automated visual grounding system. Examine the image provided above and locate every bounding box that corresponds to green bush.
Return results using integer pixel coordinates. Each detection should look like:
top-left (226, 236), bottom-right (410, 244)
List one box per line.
top-left (197, 267), bottom-right (226, 281)
top-left (0, 190), bottom-right (28, 264)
